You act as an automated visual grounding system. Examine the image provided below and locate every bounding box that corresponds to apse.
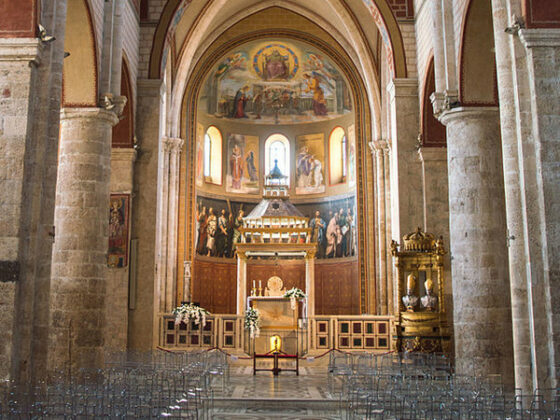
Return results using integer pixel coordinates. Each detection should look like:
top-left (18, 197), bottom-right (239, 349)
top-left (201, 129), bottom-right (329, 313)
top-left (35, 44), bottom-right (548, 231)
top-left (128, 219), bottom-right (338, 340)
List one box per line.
top-left (187, 37), bottom-right (360, 315)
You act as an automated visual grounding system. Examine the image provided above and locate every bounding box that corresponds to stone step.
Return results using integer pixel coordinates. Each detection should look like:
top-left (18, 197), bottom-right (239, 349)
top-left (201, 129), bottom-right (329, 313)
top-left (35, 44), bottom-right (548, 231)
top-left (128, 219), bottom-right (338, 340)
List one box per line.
top-left (212, 397), bottom-right (341, 410)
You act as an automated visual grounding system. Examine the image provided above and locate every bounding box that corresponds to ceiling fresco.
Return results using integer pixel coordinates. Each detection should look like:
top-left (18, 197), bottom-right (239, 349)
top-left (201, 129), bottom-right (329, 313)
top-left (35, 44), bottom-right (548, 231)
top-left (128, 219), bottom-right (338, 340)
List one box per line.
top-left (199, 39), bottom-right (353, 125)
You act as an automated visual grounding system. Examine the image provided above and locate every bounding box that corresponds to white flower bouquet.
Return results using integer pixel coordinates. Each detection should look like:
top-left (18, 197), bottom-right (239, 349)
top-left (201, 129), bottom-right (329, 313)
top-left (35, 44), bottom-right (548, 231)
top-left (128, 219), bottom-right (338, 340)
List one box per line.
top-left (283, 287), bottom-right (306, 309)
top-left (244, 307), bottom-right (261, 338)
top-left (172, 303), bottom-right (210, 328)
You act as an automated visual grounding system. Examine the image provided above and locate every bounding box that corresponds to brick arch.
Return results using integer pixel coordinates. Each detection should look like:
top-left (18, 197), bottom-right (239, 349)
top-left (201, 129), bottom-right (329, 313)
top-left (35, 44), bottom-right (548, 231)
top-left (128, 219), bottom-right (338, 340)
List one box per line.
top-left (147, 0), bottom-right (408, 79)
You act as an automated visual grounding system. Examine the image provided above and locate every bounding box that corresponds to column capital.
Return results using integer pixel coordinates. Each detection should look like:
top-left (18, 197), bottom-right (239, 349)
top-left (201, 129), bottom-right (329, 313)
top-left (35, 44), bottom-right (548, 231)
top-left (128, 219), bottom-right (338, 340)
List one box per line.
top-left (161, 136), bottom-right (184, 153)
top-left (60, 107), bottom-right (120, 126)
top-left (137, 78), bottom-right (163, 97)
top-left (418, 147), bottom-right (447, 162)
top-left (519, 29), bottom-right (560, 48)
top-left (368, 140), bottom-right (390, 156)
top-left (0, 38), bottom-right (42, 64)
top-left (439, 106), bottom-right (499, 126)
top-left (387, 78), bottom-right (418, 98)
top-left (111, 147), bottom-right (137, 163)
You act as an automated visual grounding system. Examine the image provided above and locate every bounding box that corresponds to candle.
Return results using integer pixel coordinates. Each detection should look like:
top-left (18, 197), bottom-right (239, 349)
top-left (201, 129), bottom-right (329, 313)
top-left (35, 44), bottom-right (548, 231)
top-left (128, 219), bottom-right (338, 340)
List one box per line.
top-left (259, 280), bottom-right (262, 288)
top-left (253, 280), bottom-right (256, 288)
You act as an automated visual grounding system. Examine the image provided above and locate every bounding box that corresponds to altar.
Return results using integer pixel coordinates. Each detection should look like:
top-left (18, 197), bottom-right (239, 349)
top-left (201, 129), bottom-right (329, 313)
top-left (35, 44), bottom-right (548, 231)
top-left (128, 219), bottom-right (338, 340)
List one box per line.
top-left (246, 276), bottom-right (307, 357)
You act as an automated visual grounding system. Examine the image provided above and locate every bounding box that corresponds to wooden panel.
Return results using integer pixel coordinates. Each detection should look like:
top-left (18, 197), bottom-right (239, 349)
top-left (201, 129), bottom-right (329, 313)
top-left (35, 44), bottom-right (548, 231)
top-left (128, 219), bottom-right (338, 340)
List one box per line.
top-left (0, 0), bottom-right (37, 38)
top-left (192, 256), bottom-right (359, 315)
top-left (193, 257), bottom-right (236, 314)
top-left (316, 258), bottom-right (360, 315)
top-left (524, 0), bottom-right (560, 28)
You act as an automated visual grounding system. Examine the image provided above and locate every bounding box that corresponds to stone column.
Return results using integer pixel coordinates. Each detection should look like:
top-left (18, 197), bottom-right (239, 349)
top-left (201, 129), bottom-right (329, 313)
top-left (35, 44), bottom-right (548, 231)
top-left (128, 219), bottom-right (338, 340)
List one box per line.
top-left (165, 137), bottom-right (184, 312)
top-left (129, 79), bottom-right (161, 350)
top-left (370, 140), bottom-right (390, 315)
top-left (0, 38), bottom-right (42, 381)
top-left (387, 79), bottom-right (423, 243)
top-left (305, 252), bottom-right (316, 318)
top-left (106, 148), bottom-right (137, 351)
top-left (418, 147), bottom-right (453, 327)
top-left (154, 136), bottom-right (183, 315)
top-left (490, 0), bottom-right (533, 393)
top-left (429, 0), bottom-right (446, 92)
top-left (236, 252), bottom-right (247, 316)
top-left (50, 107), bottom-right (118, 371)
top-left (518, 28), bottom-right (560, 389)
top-left (440, 107), bottom-right (514, 389)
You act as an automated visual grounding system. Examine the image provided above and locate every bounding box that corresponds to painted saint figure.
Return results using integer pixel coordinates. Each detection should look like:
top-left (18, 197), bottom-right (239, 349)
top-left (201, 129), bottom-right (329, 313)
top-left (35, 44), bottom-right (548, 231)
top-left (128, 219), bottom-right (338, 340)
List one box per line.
top-left (326, 213), bottom-right (342, 258)
top-left (231, 209), bottom-right (244, 256)
top-left (230, 85), bottom-right (250, 118)
top-left (310, 210), bottom-right (326, 258)
top-left (230, 144), bottom-right (244, 189)
top-left (196, 205), bottom-right (208, 255)
top-left (303, 72), bottom-right (328, 116)
top-left (246, 151), bottom-right (258, 182)
top-left (216, 209), bottom-right (228, 257)
top-left (296, 146), bottom-right (312, 188)
top-left (206, 208), bottom-right (217, 256)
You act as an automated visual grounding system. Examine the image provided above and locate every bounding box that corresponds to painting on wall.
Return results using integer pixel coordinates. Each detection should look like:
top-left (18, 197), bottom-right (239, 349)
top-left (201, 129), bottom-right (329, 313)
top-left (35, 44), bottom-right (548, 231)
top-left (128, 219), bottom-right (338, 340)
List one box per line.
top-left (194, 195), bottom-right (257, 259)
top-left (108, 194), bottom-right (130, 268)
top-left (348, 124), bottom-right (356, 188)
top-left (302, 196), bottom-right (357, 259)
top-left (200, 39), bottom-right (352, 124)
top-left (296, 133), bottom-right (325, 195)
top-left (193, 194), bottom-right (356, 260)
top-left (195, 123), bottom-right (204, 186)
top-left (226, 134), bottom-right (259, 194)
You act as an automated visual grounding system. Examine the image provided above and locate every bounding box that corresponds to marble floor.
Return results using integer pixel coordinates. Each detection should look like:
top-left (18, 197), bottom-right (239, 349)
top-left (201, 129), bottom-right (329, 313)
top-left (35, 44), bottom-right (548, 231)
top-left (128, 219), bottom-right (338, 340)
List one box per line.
top-left (210, 364), bottom-right (343, 419)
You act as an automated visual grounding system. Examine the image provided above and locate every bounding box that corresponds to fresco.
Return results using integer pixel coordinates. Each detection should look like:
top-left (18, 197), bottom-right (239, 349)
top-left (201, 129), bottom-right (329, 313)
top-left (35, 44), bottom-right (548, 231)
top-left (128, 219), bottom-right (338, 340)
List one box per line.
top-left (296, 133), bottom-right (325, 195)
top-left (226, 134), bottom-right (260, 194)
top-left (201, 39), bottom-right (352, 124)
top-left (108, 194), bottom-right (129, 268)
top-left (194, 194), bottom-right (356, 259)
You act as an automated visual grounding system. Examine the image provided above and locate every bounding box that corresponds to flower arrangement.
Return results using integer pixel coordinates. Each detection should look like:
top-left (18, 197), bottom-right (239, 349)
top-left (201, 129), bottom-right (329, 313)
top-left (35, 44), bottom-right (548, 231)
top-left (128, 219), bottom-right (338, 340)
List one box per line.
top-left (283, 287), bottom-right (306, 309)
top-left (172, 303), bottom-right (210, 328)
top-left (244, 307), bottom-right (261, 338)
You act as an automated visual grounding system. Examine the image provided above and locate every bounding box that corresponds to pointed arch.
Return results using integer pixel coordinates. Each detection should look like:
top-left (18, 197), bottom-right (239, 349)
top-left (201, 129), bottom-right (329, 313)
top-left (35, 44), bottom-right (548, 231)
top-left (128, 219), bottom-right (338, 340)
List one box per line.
top-left (62, 0), bottom-right (98, 107)
top-left (421, 56), bottom-right (446, 147)
top-left (112, 56), bottom-right (134, 148)
top-left (458, 0), bottom-right (498, 106)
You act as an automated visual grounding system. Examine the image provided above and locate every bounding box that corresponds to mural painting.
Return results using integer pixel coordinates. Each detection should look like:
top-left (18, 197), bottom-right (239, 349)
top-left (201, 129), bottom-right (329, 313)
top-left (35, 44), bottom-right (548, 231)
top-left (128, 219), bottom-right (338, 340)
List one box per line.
top-left (201, 39), bottom-right (352, 124)
top-left (348, 124), bottom-right (356, 187)
top-left (195, 196), bottom-right (256, 258)
top-left (226, 134), bottom-right (259, 194)
top-left (108, 194), bottom-right (130, 268)
top-left (296, 133), bottom-right (325, 195)
top-left (194, 195), bottom-right (356, 260)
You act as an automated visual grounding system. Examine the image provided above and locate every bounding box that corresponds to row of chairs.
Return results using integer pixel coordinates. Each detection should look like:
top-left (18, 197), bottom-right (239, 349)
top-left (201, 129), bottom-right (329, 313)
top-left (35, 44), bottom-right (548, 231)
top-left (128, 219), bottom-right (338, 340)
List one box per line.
top-left (329, 352), bottom-right (560, 419)
top-left (0, 349), bottom-right (230, 419)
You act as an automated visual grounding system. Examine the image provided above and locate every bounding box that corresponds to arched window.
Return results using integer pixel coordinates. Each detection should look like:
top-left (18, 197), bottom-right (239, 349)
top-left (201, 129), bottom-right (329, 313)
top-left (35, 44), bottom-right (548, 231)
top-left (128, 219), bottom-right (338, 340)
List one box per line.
top-left (204, 126), bottom-right (222, 185)
top-left (329, 127), bottom-right (346, 185)
top-left (265, 134), bottom-right (290, 182)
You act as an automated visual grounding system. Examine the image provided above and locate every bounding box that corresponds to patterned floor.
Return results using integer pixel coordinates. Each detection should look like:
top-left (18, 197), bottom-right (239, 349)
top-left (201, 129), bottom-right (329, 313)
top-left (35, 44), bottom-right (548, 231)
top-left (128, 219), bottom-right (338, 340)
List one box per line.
top-left (210, 365), bottom-right (343, 419)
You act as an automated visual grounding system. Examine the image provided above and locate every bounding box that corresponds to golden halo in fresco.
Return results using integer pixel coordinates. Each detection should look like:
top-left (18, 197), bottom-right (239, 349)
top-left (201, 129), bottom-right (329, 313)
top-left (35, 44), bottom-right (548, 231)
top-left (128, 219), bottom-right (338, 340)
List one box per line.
top-left (252, 43), bottom-right (299, 81)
